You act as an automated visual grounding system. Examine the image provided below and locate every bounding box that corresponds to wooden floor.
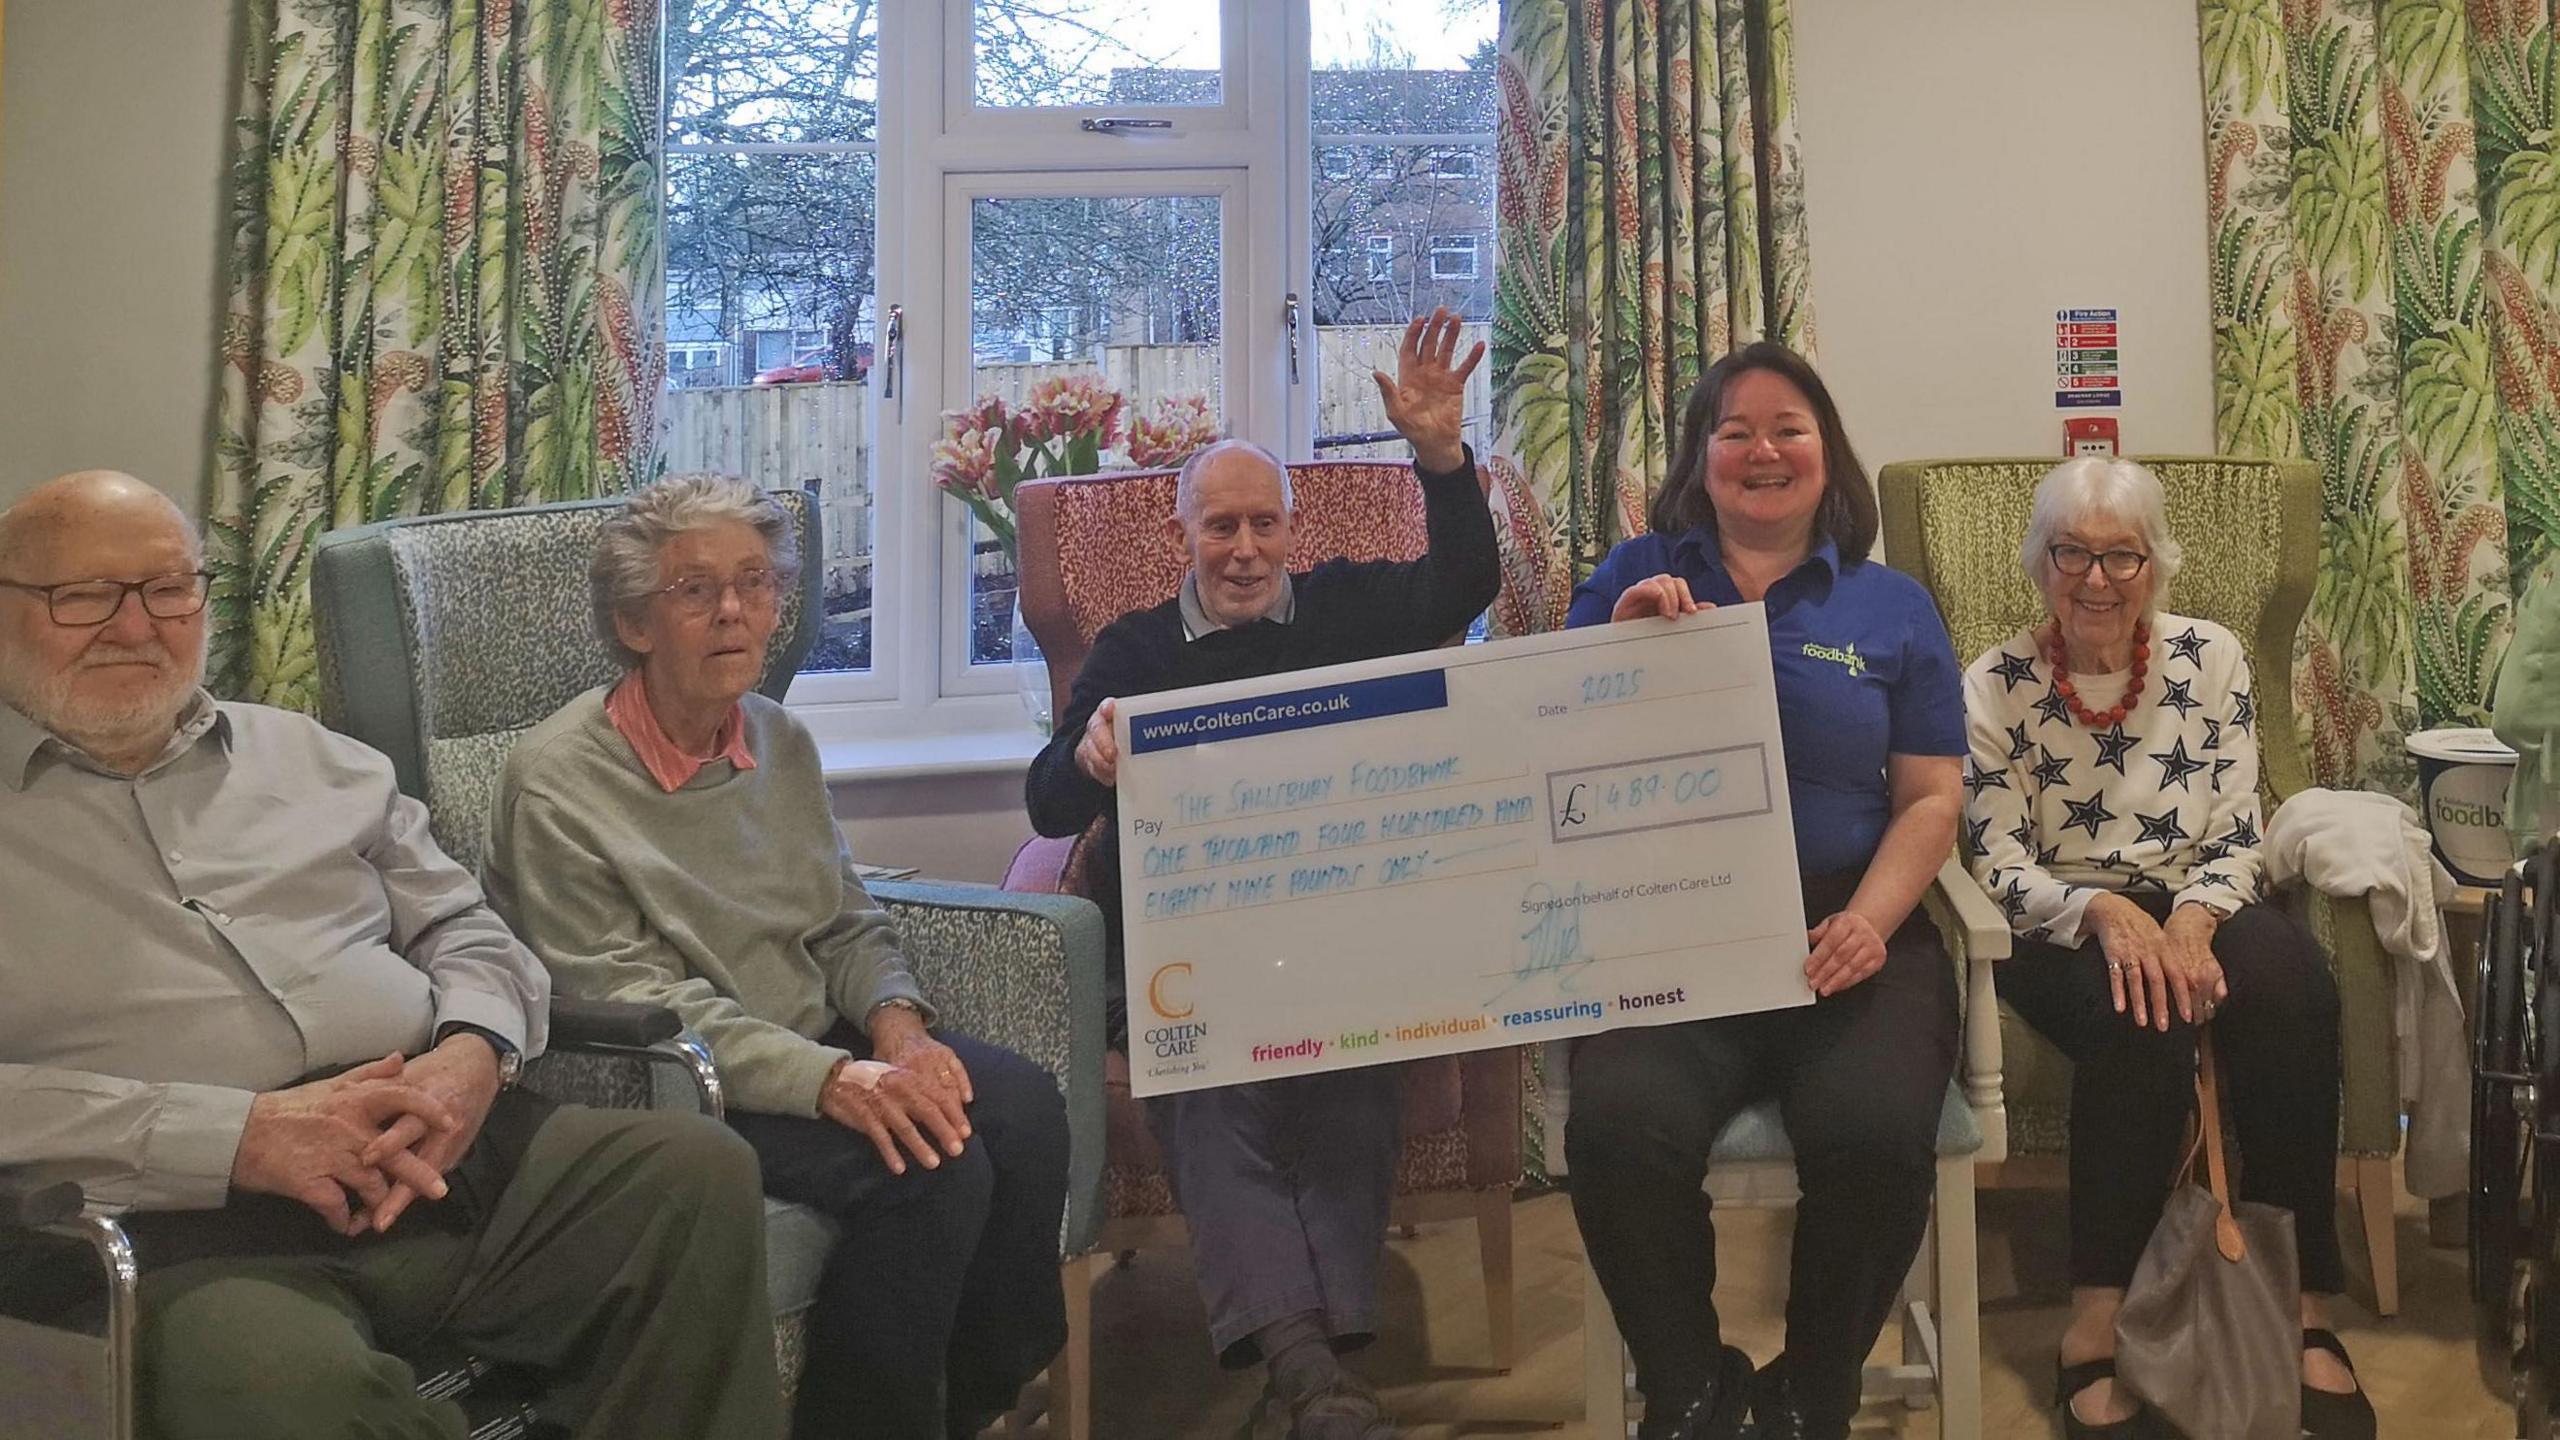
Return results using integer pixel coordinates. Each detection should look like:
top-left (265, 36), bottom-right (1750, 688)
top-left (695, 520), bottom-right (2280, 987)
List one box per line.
top-left (1022, 1173), bottom-right (2517, 1438)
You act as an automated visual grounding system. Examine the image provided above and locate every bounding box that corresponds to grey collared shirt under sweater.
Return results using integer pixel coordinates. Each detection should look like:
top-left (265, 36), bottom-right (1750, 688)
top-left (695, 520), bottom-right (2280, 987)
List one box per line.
top-left (0, 694), bottom-right (548, 1212)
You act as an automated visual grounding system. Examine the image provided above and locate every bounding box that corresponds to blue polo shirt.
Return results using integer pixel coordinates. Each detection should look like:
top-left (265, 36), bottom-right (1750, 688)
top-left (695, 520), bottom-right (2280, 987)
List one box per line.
top-left (1567, 530), bottom-right (1966, 877)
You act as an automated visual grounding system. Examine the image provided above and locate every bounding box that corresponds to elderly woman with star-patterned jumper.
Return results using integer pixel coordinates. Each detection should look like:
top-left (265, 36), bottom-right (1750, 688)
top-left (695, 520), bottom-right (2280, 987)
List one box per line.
top-left (1960, 457), bottom-right (2372, 1440)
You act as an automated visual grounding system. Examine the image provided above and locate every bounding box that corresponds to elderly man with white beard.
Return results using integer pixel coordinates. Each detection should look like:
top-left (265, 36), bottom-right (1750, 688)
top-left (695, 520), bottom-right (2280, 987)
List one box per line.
top-left (0, 471), bottom-right (785, 1440)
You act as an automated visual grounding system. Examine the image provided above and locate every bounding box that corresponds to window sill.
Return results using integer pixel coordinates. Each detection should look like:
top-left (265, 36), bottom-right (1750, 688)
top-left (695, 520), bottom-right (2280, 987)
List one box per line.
top-left (818, 727), bottom-right (1046, 783)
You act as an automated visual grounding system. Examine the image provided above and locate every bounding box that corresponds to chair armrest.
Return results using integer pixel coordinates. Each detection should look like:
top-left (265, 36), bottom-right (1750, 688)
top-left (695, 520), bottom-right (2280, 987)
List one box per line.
top-left (2294, 888), bottom-right (2401, 1157)
top-left (1927, 857), bottom-right (2010, 1163)
top-left (527, 1029), bottom-right (723, 1120)
top-left (547, 997), bottom-right (681, 1049)
top-left (1003, 834), bottom-right (1078, 894)
top-left (868, 878), bottom-right (1109, 1256)
top-left (0, 1176), bottom-right (83, 1232)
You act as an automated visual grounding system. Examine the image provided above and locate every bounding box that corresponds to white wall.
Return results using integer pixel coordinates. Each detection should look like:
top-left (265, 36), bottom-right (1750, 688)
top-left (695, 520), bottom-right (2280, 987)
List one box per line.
top-left (1794, 1), bottom-right (2216, 488)
top-left (832, 767), bottom-right (1035, 885)
top-left (0, 0), bottom-right (238, 515)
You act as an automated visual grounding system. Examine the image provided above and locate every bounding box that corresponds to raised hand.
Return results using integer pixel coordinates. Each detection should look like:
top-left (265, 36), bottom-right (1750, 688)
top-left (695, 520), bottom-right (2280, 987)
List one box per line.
top-left (1373, 307), bottom-right (1485, 474)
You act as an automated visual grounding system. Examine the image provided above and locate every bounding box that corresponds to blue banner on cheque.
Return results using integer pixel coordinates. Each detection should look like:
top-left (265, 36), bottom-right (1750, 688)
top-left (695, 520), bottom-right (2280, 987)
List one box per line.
top-left (1127, 670), bottom-right (1449, 754)
top-left (1115, 606), bottom-right (1815, 1096)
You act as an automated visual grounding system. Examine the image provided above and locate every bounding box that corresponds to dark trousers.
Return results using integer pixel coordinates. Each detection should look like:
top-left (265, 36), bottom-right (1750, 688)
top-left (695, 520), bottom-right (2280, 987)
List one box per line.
top-left (1143, 1064), bottom-right (1405, 1364)
top-left (1997, 896), bottom-right (2345, 1293)
top-left (1567, 873), bottom-right (1958, 1438)
top-left (129, 1103), bottom-right (783, 1440)
top-left (728, 1028), bottom-right (1070, 1440)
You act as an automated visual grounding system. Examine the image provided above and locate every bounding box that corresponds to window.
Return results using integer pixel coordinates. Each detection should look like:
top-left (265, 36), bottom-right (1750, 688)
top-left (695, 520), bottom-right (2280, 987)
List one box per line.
top-left (665, 3), bottom-right (880, 679)
top-left (1309, 2), bottom-right (1496, 458)
top-left (663, 1), bottom-right (1499, 750)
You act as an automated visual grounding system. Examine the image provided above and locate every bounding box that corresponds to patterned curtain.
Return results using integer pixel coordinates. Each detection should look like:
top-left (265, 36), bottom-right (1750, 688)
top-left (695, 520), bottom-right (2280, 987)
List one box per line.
top-left (207, 0), bottom-right (664, 710)
top-left (1489, 0), bottom-right (1816, 635)
top-left (1489, 0), bottom-right (1814, 1182)
top-left (2202, 0), bottom-right (2559, 794)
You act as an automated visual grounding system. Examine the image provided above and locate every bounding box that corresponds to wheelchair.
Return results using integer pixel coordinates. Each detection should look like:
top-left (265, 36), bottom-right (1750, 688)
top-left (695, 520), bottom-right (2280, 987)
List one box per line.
top-left (2477, 844), bottom-right (2560, 1435)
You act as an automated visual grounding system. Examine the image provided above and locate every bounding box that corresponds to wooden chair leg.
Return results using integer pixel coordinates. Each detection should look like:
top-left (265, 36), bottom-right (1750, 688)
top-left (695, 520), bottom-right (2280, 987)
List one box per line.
top-left (1473, 1189), bottom-right (1515, 1373)
top-left (2354, 1155), bottom-right (2400, 1318)
top-left (1582, 1260), bottom-right (1631, 1439)
top-left (1934, 1156), bottom-right (1984, 1439)
top-left (1049, 1253), bottom-right (1096, 1440)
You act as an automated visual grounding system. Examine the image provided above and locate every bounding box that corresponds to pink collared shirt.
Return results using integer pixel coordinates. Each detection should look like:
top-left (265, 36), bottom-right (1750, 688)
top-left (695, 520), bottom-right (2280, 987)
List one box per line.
top-left (604, 672), bottom-right (758, 793)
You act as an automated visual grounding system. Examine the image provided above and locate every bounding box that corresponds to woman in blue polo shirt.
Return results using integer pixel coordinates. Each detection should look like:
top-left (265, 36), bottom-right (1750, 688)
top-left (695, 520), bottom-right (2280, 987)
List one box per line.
top-left (1565, 342), bottom-right (1967, 1440)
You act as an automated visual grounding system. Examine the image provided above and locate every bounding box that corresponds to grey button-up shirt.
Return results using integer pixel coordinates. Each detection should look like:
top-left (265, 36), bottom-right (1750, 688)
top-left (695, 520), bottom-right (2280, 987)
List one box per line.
top-left (0, 694), bottom-right (548, 1212)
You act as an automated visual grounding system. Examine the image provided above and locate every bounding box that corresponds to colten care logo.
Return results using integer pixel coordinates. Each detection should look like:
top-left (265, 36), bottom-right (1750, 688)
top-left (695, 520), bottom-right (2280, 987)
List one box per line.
top-left (1802, 641), bottom-right (1867, 678)
top-left (1147, 962), bottom-right (1194, 1020)
top-left (1143, 962), bottom-right (1208, 1059)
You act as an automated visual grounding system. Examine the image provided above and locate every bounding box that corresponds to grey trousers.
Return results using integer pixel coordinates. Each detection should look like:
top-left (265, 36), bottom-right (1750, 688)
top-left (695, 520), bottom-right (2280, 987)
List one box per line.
top-left (134, 1104), bottom-right (784, 1440)
top-left (1144, 1065), bottom-right (1404, 1363)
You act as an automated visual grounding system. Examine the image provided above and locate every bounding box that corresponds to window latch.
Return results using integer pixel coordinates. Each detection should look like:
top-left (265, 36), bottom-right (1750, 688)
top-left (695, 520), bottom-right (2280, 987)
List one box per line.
top-left (881, 303), bottom-right (903, 417)
top-left (1079, 117), bottom-right (1174, 134)
top-left (1284, 294), bottom-right (1302, 385)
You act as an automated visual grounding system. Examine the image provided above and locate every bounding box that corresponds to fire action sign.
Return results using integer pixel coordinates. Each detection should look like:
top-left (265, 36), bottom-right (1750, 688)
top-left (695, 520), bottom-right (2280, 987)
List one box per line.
top-left (2056, 307), bottom-right (2121, 409)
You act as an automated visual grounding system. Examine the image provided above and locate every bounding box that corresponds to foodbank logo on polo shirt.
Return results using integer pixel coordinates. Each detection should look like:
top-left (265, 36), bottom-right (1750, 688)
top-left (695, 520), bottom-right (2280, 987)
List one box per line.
top-left (1801, 640), bottom-right (1868, 678)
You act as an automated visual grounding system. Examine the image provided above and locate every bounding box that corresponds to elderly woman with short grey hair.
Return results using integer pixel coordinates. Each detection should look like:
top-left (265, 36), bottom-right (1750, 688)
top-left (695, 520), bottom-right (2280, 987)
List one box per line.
top-left (1960, 458), bottom-right (2370, 1440)
top-left (485, 473), bottom-right (1070, 1440)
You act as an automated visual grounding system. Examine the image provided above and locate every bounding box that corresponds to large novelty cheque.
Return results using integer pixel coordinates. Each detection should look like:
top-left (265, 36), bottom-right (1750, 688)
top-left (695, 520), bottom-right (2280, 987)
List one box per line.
top-left (1118, 606), bottom-right (1812, 1096)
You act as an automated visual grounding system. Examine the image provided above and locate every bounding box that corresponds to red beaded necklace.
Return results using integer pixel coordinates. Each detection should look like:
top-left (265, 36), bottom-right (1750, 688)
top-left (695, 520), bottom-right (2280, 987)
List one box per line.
top-left (2047, 620), bottom-right (2149, 727)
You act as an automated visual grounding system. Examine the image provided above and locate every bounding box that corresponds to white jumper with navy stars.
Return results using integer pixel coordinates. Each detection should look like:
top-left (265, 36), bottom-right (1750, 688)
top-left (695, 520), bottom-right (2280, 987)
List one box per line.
top-left (1959, 611), bottom-right (2265, 949)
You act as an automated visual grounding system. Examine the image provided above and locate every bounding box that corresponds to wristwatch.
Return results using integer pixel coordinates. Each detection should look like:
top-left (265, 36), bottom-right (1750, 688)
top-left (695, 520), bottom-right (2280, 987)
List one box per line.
top-left (867, 996), bottom-right (927, 1024)
top-left (436, 1022), bottom-right (524, 1089)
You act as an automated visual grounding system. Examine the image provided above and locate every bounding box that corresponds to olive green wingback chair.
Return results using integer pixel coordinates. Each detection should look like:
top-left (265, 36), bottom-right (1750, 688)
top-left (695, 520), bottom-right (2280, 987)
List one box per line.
top-left (1878, 455), bottom-right (2405, 1316)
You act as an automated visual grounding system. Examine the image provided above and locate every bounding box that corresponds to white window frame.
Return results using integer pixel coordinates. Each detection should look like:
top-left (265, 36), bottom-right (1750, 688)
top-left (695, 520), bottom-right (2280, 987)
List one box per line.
top-left (769, 0), bottom-right (1298, 758)
top-left (932, 167), bottom-right (1252, 704)
top-left (1428, 232), bottom-right (1477, 280)
top-left (1429, 145), bottom-right (1478, 178)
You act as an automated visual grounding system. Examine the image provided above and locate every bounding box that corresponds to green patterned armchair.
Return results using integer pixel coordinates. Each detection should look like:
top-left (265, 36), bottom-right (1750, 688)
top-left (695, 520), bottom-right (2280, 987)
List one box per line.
top-left (1878, 455), bottom-right (2405, 1315)
top-left (303, 489), bottom-right (1110, 1408)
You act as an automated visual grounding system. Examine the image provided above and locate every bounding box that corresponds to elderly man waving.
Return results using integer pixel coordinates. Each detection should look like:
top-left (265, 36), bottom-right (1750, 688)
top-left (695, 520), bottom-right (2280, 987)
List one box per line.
top-left (1024, 310), bottom-right (1496, 1440)
top-left (0, 471), bottom-right (781, 1440)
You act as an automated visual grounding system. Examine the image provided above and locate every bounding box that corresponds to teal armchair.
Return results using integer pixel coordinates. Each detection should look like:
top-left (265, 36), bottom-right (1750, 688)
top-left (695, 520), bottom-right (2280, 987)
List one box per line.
top-left (305, 489), bottom-right (1110, 1405)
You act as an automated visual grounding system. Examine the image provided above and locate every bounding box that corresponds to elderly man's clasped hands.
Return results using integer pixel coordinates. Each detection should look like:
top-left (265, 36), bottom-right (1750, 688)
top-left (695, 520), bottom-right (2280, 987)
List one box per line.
top-left (235, 1033), bottom-right (510, 1237)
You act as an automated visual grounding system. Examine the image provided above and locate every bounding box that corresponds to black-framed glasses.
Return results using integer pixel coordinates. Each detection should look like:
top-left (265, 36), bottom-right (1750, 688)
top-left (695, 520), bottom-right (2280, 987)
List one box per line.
top-left (651, 567), bottom-right (779, 618)
top-left (0, 571), bottom-right (211, 626)
top-left (2047, 544), bottom-right (2150, 582)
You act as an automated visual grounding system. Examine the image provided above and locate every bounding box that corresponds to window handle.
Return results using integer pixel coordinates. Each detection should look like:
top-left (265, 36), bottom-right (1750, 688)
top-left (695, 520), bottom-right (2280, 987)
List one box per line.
top-left (1284, 293), bottom-right (1301, 385)
top-left (882, 303), bottom-right (903, 418)
top-left (1079, 117), bottom-right (1174, 134)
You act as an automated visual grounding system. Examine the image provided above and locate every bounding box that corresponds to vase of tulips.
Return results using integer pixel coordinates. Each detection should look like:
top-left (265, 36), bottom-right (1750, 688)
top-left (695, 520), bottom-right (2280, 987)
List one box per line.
top-left (931, 378), bottom-right (1224, 734)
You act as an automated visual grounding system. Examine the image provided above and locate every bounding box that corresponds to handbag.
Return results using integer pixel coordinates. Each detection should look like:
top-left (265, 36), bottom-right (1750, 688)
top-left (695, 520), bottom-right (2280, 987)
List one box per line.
top-left (2114, 1032), bottom-right (2303, 1440)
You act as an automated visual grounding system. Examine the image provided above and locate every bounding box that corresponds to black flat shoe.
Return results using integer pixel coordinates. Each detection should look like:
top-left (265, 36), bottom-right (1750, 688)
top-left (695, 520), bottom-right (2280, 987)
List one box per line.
top-left (1747, 1358), bottom-right (1817, 1440)
top-left (1636, 1344), bottom-right (1755, 1440)
top-left (2055, 1356), bottom-right (2153, 1440)
top-left (2300, 1328), bottom-right (2376, 1440)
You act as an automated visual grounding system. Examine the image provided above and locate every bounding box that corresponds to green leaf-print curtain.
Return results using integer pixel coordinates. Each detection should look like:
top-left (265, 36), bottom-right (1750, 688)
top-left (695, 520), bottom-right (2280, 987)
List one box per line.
top-left (206, 0), bottom-right (664, 710)
top-left (1490, 0), bottom-right (1815, 634)
top-left (2202, 0), bottom-right (2558, 794)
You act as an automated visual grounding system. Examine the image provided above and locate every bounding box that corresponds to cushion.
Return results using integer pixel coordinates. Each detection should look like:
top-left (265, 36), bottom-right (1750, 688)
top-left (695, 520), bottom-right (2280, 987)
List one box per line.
top-left (1705, 1083), bottom-right (1984, 1165)
top-left (764, 1198), bottom-right (841, 1318)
